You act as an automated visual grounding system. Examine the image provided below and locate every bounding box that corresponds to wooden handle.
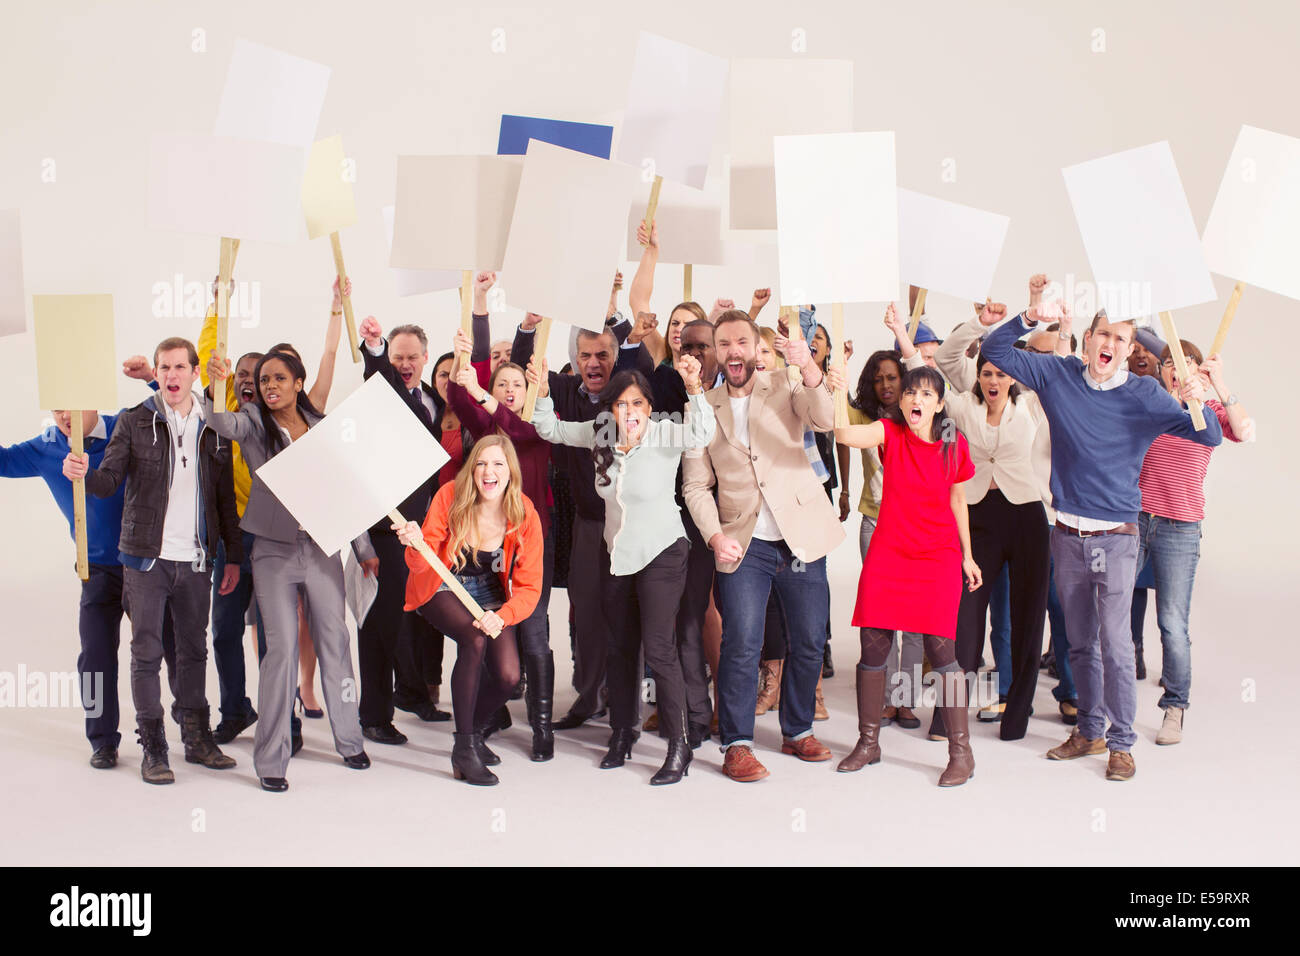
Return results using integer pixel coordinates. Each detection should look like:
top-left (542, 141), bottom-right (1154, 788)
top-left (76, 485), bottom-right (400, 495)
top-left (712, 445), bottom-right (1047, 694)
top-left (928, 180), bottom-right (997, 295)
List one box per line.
top-left (642, 176), bottom-right (664, 241)
top-left (71, 412), bottom-right (88, 581)
top-left (682, 263), bottom-right (692, 303)
top-left (1158, 311), bottom-right (1207, 431)
top-left (520, 317), bottom-right (552, 422)
top-left (907, 288), bottom-right (927, 341)
top-left (831, 303), bottom-right (849, 428)
top-left (781, 306), bottom-right (801, 386)
top-left (1209, 281), bottom-right (1243, 357)
top-left (215, 237), bottom-right (235, 364)
top-left (387, 509), bottom-right (498, 636)
top-left (460, 269), bottom-right (474, 336)
top-left (330, 232), bottom-right (362, 364)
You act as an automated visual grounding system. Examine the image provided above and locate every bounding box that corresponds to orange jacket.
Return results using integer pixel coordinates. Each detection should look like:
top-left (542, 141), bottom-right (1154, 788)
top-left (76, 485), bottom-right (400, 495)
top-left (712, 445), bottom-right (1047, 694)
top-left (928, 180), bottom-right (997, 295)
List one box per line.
top-left (403, 482), bottom-right (544, 627)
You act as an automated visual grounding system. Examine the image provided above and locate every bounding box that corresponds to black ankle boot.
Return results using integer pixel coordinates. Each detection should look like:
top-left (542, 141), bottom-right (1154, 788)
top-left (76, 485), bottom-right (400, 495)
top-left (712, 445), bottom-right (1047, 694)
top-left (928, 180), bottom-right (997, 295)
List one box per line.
top-left (469, 729), bottom-right (501, 766)
top-left (650, 737), bottom-right (692, 785)
top-left (451, 733), bottom-right (499, 786)
top-left (136, 717), bottom-right (174, 785)
top-left (179, 705), bottom-right (236, 769)
top-left (525, 653), bottom-right (555, 762)
top-left (600, 727), bottom-right (639, 769)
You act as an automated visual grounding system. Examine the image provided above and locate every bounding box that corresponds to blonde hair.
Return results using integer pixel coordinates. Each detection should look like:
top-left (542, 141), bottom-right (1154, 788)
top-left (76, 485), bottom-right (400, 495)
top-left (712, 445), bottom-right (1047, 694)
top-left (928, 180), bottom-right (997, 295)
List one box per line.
top-left (444, 434), bottom-right (527, 572)
top-left (758, 327), bottom-right (786, 368)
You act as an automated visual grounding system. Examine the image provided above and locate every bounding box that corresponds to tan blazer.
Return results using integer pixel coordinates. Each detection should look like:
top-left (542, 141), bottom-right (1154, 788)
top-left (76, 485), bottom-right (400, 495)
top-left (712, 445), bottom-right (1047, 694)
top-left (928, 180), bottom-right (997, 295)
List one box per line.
top-left (683, 370), bottom-right (845, 572)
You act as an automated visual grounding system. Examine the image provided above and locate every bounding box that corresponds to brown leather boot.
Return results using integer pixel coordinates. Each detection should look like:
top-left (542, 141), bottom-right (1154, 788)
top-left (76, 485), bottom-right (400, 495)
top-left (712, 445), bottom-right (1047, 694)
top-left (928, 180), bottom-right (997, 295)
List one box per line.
top-left (838, 667), bottom-right (885, 772)
top-left (755, 660), bottom-right (782, 715)
top-left (937, 674), bottom-right (974, 787)
top-left (814, 673), bottom-right (829, 720)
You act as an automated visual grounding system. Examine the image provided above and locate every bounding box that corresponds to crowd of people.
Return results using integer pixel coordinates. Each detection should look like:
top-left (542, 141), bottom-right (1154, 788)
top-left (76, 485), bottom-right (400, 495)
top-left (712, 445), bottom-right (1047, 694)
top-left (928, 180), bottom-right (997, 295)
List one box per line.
top-left (2, 222), bottom-right (1253, 791)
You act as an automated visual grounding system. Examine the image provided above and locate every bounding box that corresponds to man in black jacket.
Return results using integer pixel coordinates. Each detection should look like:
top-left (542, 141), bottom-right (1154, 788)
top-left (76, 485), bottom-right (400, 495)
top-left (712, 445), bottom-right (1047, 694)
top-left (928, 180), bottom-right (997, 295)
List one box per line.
top-left (64, 337), bottom-right (241, 784)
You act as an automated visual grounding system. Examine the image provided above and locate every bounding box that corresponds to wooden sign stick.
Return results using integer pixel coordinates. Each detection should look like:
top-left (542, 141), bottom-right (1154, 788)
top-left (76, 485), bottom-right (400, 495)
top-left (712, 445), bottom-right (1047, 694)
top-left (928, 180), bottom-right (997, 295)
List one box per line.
top-left (640, 175), bottom-right (664, 243)
top-left (460, 269), bottom-right (474, 336)
top-left (1209, 281), bottom-right (1244, 357)
top-left (387, 508), bottom-right (498, 636)
top-left (70, 412), bottom-right (89, 581)
top-left (780, 306), bottom-right (802, 386)
top-left (830, 303), bottom-right (849, 428)
top-left (520, 317), bottom-right (552, 422)
top-left (329, 232), bottom-right (362, 364)
top-left (215, 237), bottom-right (235, 364)
top-left (907, 287), bottom-right (928, 341)
top-left (683, 263), bottom-right (693, 302)
top-left (1157, 310), bottom-right (1207, 431)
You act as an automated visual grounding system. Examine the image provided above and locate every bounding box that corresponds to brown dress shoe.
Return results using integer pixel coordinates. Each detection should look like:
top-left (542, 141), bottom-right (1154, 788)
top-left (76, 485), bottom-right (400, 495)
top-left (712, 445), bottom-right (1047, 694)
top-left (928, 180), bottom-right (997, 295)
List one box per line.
top-left (838, 667), bottom-right (885, 772)
top-left (1047, 728), bottom-right (1108, 760)
top-left (781, 734), bottom-right (831, 761)
top-left (814, 673), bottom-right (829, 721)
top-left (1106, 750), bottom-right (1136, 781)
top-left (723, 745), bottom-right (770, 782)
top-left (642, 709), bottom-right (659, 732)
top-left (755, 660), bottom-right (782, 715)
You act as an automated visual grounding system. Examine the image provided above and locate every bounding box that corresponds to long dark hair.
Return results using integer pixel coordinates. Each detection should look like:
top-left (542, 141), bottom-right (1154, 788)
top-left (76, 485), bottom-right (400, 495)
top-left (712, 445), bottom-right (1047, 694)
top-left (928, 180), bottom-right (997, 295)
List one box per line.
top-left (851, 350), bottom-right (903, 418)
top-left (971, 353), bottom-right (1022, 405)
top-left (591, 370), bottom-right (653, 488)
top-left (883, 366), bottom-right (960, 478)
top-left (254, 349), bottom-right (322, 457)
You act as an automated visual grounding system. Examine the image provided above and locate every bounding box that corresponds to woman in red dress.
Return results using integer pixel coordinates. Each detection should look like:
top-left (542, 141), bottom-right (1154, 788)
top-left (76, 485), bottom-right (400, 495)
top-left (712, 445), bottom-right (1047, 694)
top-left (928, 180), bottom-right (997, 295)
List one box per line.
top-left (834, 362), bottom-right (982, 786)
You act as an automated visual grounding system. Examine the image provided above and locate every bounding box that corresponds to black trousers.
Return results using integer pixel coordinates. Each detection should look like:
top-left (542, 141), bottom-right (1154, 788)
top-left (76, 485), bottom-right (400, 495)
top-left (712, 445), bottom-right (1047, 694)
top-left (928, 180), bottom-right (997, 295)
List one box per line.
top-left (672, 511), bottom-right (715, 729)
top-left (604, 538), bottom-right (690, 738)
top-left (358, 531), bottom-right (409, 727)
top-left (954, 489), bottom-right (1050, 740)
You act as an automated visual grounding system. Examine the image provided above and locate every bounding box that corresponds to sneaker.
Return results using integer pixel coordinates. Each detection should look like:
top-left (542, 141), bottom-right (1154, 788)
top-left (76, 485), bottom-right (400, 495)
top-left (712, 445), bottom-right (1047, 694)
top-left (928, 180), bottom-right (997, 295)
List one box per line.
top-left (1106, 750), bottom-right (1136, 781)
top-left (1058, 699), bottom-right (1078, 725)
top-left (722, 745), bottom-right (770, 782)
top-left (1155, 707), bottom-right (1183, 746)
top-left (1046, 728), bottom-right (1107, 760)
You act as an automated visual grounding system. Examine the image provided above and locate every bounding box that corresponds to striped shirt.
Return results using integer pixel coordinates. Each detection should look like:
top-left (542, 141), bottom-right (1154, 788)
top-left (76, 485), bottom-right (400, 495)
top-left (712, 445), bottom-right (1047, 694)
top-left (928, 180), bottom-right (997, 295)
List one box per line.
top-left (1138, 400), bottom-right (1240, 522)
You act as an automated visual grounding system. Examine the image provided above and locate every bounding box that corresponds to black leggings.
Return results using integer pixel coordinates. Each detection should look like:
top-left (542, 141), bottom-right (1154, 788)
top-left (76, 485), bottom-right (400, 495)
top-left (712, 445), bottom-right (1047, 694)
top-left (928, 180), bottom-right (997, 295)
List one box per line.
top-left (417, 591), bottom-right (520, 734)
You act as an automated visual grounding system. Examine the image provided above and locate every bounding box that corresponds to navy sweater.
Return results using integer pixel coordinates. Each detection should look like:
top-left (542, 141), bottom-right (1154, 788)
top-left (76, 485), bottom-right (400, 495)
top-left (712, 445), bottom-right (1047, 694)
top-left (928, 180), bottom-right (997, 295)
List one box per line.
top-left (0, 413), bottom-right (127, 566)
top-left (981, 314), bottom-right (1222, 524)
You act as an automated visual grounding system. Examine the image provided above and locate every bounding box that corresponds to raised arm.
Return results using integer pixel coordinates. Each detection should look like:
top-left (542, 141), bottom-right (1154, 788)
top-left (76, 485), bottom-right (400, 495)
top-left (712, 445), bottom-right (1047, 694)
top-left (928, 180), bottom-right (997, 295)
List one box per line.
top-left (883, 303), bottom-right (919, 363)
top-left (307, 276), bottom-right (346, 409)
top-left (628, 221), bottom-right (658, 326)
top-left (202, 368), bottom-right (264, 447)
top-left (470, 271), bottom-right (496, 364)
top-left (936, 317), bottom-right (986, 392)
top-left (525, 357), bottom-right (596, 449)
top-left (980, 306), bottom-right (1054, 393)
top-left (651, 357), bottom-right (714, 450)
top-left (1200, 354), bottom-right (1253, 442)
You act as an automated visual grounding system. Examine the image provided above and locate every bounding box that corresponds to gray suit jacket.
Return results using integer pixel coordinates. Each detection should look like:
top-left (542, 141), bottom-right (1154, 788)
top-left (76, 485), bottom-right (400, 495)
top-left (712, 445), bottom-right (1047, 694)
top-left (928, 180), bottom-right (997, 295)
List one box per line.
top-left (204, 395), bottom-right (374, 562)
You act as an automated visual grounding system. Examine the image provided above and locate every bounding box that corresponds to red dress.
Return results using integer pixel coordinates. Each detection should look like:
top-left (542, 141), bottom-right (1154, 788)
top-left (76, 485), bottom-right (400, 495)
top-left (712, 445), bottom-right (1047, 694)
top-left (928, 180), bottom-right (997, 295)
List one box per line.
top-left (852, 419), bottom-right (975, 640)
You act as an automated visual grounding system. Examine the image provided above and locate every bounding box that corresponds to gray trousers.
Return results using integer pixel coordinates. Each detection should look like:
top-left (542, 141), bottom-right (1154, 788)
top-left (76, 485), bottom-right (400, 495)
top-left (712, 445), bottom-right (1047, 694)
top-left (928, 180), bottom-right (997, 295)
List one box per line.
top-left (252, 532), bottom-right (365, 777)
top-left (567, 515), bottom-right (611, 718)
top-left (123, 559), bottom-right (212, 721)
top-left (1049, 527), bottom-right (1139, 752)
top-left (859, 515), bottom-right (922, 707)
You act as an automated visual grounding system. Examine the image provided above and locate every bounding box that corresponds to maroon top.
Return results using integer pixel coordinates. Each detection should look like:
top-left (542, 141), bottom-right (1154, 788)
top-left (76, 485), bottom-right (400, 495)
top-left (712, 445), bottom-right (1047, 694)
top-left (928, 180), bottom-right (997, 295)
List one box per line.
top-left (448, 380), bottom-right (552, 538)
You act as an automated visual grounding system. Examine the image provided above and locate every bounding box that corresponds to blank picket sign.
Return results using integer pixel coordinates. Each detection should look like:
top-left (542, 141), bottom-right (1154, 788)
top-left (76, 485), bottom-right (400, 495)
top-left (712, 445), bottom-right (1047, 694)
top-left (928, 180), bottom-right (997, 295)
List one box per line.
top-left (624, 179), bottom-right (725, 265)
top-left (0, 209), bottom-right (24, 337)
top-left (616, 32), bottom-right (729, 189)
top-left (381, 205), bottom-right (462, 297)
top-left (33, 294), bottom-right (118, 411)
top-left (301, 135), bottom-right (357, 239)
top-left (1202, 124), bottom-right (1300, 302)
top-left (390, 155), bottom-right (523, 271)
top-left (897, 189), bottom-right (1010, 303)
top-left (254, 375), bottom-right (450, 558)
top-left (213, 38), bottom-right (331, 148)
top-left (1061, 141), bottom-right (1216, 319)
top-left (774, 131), bottom-right (898, 306)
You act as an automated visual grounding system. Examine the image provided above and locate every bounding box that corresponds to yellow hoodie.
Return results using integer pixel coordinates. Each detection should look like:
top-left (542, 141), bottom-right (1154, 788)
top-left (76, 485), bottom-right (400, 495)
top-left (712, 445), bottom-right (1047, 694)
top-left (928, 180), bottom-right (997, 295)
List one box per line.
top-left (197, 305), bottom-right (252, 517)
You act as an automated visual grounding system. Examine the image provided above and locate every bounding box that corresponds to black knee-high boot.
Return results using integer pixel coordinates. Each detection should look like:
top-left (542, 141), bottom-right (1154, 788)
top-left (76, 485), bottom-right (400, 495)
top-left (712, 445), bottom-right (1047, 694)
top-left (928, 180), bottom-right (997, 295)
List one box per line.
top-left (524, 652), bottom-right (555, 761)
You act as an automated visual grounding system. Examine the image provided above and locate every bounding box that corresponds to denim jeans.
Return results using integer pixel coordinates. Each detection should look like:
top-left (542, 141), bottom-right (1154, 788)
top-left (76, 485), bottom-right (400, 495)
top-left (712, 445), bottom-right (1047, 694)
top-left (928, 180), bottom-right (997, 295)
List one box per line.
top-left (1047, 555), bottom-right (1077, 702)
top-left (716, 538), bottom-right (829, 747)
top-left (211, 530), bottom-right (260, 721)
top-left (989, 564), bottom-right (1011, 696)
top-left (1137, 513), bottom-right (1200, 710)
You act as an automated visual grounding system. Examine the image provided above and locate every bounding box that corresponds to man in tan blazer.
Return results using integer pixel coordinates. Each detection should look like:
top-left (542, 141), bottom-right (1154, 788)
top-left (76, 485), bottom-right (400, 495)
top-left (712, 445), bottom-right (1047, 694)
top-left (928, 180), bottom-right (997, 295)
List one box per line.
top-left (683, 311), bottom-right (845, 782)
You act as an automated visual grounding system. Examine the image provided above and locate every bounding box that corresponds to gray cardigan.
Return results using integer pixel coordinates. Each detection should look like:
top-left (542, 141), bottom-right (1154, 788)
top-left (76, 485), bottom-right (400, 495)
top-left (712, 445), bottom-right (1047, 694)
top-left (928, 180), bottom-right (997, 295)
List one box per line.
top-left (204, 395), bottom-right (375, 562)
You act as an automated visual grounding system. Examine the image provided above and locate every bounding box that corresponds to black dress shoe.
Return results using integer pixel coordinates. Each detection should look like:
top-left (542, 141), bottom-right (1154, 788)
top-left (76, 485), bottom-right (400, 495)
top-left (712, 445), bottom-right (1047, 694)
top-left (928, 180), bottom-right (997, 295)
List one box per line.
top-left (687, 723), bottom-right (710, 750)
top-left (553, 711), bottom-right (592, 731)
top-left (362, 723), bottom-right (408, 745)
top-left (260, 776), bottom-right (289, 792)
top-left (342, 751), bottom-right (371, 770)
top-left (822, 642), bottom-right (835, 679)
top-left (481, 704), bottom-right (512, 739)
top-left (394, 692), bottom-right (451, 722)
top-left (213, 708), bottom-right (258, 744)
top-left (89, 746), bottom-right (118, 769)
top-left (291, 732), bottom-right (304, 756)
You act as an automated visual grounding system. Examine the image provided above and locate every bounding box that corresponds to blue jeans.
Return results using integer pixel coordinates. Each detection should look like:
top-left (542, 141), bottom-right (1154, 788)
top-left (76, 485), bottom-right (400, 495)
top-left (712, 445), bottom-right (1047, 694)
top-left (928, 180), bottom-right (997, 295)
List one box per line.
top-left (1047, 555), bottom-right (1076, 702)
top-left (1136, 514), bottom-right (1200, 710)
top-left (989, 564), bottom-right (1011, 696)
top-left (212, 531), bottom-right (261, 721)
top-left (715, 538), bottom-right (829, 747)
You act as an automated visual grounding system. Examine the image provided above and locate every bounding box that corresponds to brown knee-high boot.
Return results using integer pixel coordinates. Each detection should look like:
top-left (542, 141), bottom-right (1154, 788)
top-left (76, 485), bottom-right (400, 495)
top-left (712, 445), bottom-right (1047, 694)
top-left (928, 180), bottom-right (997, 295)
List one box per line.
top-left (837, 667), bottom-right (885, 772)
top-left (938, 669), bottom-right (974, 787)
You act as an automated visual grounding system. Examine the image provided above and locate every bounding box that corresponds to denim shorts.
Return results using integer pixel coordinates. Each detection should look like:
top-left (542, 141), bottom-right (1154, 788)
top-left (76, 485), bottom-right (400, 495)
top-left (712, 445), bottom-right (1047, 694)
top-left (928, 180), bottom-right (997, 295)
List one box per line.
top-left (438, 572), bottom-right (506, 611)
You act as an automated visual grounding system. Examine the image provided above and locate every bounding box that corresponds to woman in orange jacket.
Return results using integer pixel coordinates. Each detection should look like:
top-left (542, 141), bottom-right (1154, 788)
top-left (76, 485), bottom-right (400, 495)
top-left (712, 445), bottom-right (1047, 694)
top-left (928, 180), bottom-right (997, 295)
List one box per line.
top-left (391, 434), bottom-right (543, 786)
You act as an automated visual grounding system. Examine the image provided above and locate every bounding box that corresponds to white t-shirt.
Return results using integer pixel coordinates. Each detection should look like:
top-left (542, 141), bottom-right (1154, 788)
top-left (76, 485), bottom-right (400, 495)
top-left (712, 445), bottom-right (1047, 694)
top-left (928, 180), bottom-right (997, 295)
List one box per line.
top-left (728, 393), bottom-right (783, 541)
top-left (158, 403), bottom-right (202, 563)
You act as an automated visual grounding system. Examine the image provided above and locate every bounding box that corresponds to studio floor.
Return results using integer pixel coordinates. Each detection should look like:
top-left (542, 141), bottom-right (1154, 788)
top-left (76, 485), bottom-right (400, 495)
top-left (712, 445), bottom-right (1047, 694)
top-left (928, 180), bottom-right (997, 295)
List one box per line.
top-left (0, 545), bottom-right (1294, 868)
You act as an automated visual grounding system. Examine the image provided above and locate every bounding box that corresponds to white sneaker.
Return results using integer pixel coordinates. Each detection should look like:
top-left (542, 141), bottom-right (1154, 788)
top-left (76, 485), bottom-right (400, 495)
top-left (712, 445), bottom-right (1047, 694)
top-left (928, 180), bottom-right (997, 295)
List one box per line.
top-left (1155, 707), bottom-right (1184, 745)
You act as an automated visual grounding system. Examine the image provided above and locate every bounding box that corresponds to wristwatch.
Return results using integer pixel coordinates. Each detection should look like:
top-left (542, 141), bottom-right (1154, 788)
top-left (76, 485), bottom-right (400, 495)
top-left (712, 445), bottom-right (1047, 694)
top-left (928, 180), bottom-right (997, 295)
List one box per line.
top-left (477, 394), bottom-right (490, 405)
top-left (1224, 394), bottom-right (1239, 407)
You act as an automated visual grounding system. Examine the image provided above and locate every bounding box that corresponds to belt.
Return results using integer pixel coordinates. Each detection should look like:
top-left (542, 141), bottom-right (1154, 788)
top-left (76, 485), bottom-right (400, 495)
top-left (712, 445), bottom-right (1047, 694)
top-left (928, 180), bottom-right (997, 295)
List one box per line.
top-left (1055, 520), bottom-right (1137, 537)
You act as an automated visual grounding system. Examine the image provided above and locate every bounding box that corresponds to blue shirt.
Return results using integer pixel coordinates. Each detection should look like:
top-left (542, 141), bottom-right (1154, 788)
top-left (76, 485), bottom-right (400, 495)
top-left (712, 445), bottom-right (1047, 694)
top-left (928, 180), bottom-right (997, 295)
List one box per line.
top-left (981, 314), bottom-right (1222, 524)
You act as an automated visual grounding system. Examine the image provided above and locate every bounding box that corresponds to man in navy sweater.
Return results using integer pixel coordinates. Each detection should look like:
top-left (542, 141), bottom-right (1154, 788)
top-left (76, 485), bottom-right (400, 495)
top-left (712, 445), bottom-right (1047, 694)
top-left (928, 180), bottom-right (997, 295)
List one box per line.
top-left (1, 407), bottom-right (175, 769)
top-left (981, 305), bottom-right (1221, 780)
